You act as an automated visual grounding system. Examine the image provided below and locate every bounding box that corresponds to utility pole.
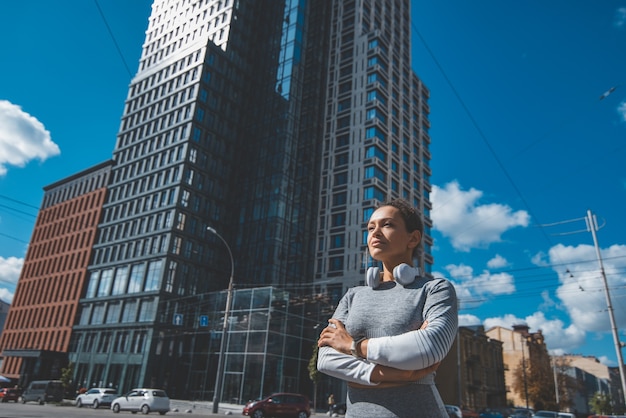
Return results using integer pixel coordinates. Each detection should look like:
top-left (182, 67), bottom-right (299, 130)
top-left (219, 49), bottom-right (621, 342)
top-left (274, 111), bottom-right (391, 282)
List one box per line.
top-left (586, 210), bottom-right (626, 401)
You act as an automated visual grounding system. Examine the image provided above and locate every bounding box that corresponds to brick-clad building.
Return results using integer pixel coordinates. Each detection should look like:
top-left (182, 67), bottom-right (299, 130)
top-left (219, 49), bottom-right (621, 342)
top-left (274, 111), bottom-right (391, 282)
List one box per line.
top-left (0, 162), bottom-right (112, 385)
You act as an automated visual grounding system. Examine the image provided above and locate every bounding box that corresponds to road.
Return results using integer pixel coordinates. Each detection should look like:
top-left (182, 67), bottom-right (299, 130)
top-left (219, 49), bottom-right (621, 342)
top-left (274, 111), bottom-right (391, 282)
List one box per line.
top-left (0, 400), bottom-right (330, 417)
top-left (0, 400), bottom-right (238, 417)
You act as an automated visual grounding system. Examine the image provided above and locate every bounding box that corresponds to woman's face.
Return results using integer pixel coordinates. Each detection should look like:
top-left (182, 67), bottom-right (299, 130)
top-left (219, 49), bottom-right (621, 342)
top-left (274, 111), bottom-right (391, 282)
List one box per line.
top-left (367, 205), bottom-right (419, 264)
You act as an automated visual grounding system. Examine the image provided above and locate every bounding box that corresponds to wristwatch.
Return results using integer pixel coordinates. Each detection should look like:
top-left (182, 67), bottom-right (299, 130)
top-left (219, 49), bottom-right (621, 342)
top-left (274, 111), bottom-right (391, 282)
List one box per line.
top-left (350, 337), bottom-right (366, 358)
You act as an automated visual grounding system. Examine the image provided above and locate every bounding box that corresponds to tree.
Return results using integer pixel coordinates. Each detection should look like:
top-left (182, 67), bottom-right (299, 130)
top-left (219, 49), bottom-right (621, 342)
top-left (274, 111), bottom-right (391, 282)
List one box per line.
top-left (589, 391), bottom-right (613, 415)
top-left (60, 362), bottom-right (74, 397)
top-left (511, 348), bottom-right (557, 410)
top-left (308, 343), bottom-right (321, 411)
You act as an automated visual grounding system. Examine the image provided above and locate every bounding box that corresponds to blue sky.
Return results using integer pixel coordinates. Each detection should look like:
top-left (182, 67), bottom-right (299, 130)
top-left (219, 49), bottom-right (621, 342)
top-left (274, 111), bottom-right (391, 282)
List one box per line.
top-left (1, 1), bottom-right (626, 368)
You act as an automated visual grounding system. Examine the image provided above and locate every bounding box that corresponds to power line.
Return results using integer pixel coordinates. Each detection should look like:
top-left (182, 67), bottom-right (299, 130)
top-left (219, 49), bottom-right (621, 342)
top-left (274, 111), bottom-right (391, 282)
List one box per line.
top-left (94, 0), bottom-right (133, 78)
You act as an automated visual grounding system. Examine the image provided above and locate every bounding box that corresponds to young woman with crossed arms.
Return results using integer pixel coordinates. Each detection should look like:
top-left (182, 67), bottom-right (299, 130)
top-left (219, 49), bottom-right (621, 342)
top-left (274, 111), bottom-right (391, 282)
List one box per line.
top-left (317, 199), bottom-right (458, 417)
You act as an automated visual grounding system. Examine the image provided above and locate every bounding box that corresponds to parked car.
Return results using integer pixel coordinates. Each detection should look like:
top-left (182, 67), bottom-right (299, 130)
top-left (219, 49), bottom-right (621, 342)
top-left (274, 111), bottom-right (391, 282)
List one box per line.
top-left (509, 408), bottom-right (534, 418)
top-left (75, 387), bottom-right (118, 408)
top-left (462, 408), bottom-right (480, 418)
top-left (534, 411), bottom-right (558, 418)
top-left (0, 388), bottom-right (21, 402)
top-left (110, 388), bottom-right (170, 415)
top-left (480, 410), bottom-right (504, 418)
top-left (446, 405), bottom-right (463, 418)
top-left (21, 380), bottom-right (64, 404)
top-left (242, 392), bottom-right (311, 418)
top-left (558, 413), bottom-right (576, 418)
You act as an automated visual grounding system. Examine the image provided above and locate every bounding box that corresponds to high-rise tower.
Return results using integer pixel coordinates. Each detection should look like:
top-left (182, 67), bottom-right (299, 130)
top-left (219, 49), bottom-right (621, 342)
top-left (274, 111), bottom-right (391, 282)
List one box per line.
top-left (315, 0), bottom-right (433, 301)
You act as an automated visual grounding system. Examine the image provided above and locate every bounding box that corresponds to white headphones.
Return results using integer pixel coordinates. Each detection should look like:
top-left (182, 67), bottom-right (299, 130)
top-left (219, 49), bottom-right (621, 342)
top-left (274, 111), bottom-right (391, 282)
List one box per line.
top-left (366, 263), bottom-right (420, 288)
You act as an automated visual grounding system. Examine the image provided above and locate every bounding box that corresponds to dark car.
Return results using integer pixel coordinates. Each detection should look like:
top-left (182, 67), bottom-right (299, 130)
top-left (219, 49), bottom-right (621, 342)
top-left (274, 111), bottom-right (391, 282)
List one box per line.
top-left (462, 408), bottom-right (480, 418)
top-left (243, 393), bottom-right (311, 418)
top-left (0, 388), bottom-right (20, 402)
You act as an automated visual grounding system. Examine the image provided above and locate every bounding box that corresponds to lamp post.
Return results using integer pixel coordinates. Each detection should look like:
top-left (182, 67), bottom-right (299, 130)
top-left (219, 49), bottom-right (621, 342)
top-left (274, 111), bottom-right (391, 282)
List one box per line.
top-left (207, 227), bottom-right (234, 414)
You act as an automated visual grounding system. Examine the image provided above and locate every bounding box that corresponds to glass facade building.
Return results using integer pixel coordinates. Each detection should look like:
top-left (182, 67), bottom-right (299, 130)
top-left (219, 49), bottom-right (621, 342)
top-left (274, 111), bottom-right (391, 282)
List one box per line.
top-left (63, 0), bottom-right (432, 404)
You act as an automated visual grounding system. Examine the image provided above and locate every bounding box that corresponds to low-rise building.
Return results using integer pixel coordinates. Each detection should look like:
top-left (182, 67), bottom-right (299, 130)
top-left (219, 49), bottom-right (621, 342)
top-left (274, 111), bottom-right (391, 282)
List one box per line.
top-left (437, 325), bottom-right (507, 412)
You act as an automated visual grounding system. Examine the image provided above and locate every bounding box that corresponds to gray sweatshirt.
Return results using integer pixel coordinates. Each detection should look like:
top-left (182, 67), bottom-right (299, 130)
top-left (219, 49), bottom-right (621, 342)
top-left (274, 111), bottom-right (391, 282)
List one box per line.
top-left (317, 276), bottom-right (458, 417)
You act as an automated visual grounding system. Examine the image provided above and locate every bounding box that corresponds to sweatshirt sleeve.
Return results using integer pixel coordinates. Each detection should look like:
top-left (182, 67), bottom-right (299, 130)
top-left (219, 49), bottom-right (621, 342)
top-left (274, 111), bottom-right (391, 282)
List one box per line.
top-left (316, 346), bottom-right (378, 385)
top-left (366, 279), bottom-right (458, 370)
top-left (316, 287), bottom-right (378, 385)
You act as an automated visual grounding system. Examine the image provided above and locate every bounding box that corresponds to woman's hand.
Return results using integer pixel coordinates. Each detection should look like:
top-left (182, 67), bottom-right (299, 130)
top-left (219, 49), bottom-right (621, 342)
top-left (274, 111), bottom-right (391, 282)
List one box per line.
top-left (317, 318), bottom-right (354, 355)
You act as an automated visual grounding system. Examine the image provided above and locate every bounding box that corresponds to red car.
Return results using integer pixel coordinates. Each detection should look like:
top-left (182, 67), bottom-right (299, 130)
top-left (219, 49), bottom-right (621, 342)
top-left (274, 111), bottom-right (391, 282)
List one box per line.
top-left (243, 393), bottom-right (311, 418)
top-left (0, 388), bottom-right (21, 402)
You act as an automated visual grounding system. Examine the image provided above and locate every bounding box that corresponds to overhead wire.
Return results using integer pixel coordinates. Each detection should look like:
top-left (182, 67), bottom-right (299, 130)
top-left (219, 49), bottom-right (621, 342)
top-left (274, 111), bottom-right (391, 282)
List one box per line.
top-left (408, 13), bottom-right (626, 324)
top-left (93, 0), bottom-right (133, 78)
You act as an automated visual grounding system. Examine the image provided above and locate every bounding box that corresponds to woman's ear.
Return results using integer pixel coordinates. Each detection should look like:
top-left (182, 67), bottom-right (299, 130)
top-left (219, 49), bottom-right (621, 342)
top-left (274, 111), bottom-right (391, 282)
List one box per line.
top-left (407, 230), bottom-right (421, 249)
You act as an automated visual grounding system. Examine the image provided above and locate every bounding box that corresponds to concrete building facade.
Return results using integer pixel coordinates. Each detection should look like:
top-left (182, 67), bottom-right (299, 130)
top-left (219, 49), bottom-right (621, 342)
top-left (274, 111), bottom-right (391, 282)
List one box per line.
top-left (486, 324), bottom-right (554, 410)
top-left (437, 326), bottom-right (507, 412)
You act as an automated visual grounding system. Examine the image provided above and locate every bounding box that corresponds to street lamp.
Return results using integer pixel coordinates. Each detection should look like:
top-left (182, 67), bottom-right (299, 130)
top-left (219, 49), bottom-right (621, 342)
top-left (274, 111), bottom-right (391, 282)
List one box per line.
top-left (207, 226), bottom-right (235, 414)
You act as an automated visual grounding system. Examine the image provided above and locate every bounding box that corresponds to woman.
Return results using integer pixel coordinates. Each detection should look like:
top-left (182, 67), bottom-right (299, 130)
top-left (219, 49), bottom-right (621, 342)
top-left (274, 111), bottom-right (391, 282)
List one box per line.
top-left (317, 199), bottom-right (458, 418)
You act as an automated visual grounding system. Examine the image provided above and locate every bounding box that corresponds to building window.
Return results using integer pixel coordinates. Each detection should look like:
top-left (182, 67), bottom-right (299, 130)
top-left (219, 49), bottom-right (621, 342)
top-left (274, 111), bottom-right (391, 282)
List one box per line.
top-left (364, 166), bottom-right (385, 182)
top-left (92, 304), bottom-right (105, 325)
top-left (111, 266), bottom-right (129, 295)
top-left (364, 186), bottom-right (385, 201)
top-left (138, 299), bottom-right (156, 322)
top-left (333, 192), bottom-right (347, 205)
top-left (128, 263), bottom-right (146, 293)
top-left (331, 234), bottom-right (344, 249)
top-left (329, 256), bottom-right (344, 271)
top-left (121, 300), bottom-right (138, 323)
top-left (86, 271), bottom-right (100, 299)
top-left (145, 260), bottom-right (163, 291)
top-left (365, 126), bottom-right (386, 142)
top-left (97, 269), bottom-right (113, 297)
top-left (334, 172), bottom-right (348, 186)
top-left (365, 145), bottom-right (386, 162)
top-left (332, 213), bottom-right (346, 227)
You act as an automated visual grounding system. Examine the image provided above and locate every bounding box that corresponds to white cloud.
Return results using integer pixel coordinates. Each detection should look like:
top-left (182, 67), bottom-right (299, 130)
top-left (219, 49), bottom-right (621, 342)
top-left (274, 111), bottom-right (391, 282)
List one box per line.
top-left (545, 243), bottom-right (626, 334)
top-left (0, 256), bottom-right (22, 303)
top-left (615, 7), bottom-right (626, 27)
top-left (0, 256), bottom-right (22, 284)
top-left (431, 181), bottom-right (530, 251)
top-left (618, 101), bottom-right (626, 122)
top-left (531, 251), bottom-right (549, 267)
top-left (487, 254), bottom-right (508, 269)
top-left (484, 313), bottom-right (526, 330)
top-left (444, 262), bottom-right (516, 310)
top-left (484, 311), bottom-right (586, 354)
top-left (0, 288), bottom-right (14, 304)
top-left (459, 313), bottom-right (482, 326)
top-left (0, 100), bottom-right (60, 176)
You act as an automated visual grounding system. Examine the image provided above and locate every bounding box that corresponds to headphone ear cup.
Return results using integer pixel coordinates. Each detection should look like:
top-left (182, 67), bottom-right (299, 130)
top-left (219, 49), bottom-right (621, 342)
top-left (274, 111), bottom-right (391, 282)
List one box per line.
top-left (366, 267), bottom-right (381, 288)
top-left (393, 263), bottom-right (420, 286)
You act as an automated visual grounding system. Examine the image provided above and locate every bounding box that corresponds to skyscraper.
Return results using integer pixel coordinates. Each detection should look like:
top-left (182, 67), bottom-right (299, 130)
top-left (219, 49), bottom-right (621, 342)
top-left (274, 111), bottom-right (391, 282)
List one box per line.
top-left (13, 0), bottom-right (432, 404)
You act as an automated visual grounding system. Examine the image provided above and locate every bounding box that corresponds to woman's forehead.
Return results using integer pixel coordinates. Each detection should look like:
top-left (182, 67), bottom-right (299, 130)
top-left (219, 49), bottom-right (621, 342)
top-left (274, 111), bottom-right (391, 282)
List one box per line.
top-left (370, 205), bottom-right (401, 220)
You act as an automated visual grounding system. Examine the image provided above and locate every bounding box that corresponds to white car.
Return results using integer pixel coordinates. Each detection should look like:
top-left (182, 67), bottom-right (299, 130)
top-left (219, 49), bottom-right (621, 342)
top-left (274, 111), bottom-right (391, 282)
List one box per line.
top-left (75, 387), bottom-right (118, 409)
top-left (111, 388), bottom-right (170, 415)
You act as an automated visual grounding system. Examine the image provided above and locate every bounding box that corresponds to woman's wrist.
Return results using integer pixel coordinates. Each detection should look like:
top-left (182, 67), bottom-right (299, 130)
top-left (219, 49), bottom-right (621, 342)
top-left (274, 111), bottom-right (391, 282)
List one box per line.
top-left (351, 337), bottom-right (367, 358)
